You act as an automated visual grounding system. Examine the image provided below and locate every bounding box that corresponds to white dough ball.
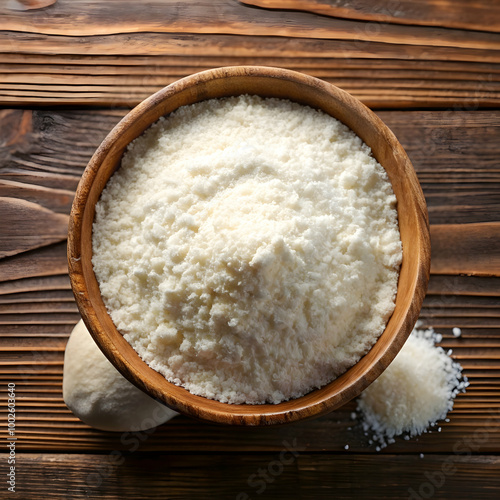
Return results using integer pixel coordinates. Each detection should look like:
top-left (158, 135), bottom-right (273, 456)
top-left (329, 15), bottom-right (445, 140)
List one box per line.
top-left (63, 320), bottom-right (178, 432)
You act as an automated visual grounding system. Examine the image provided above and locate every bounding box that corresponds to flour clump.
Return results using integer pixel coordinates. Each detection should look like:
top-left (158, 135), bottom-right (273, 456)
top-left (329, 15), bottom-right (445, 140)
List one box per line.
top-left (356, 325), bottom-right (468, 448)
top-left (92, 95), bottom-right (402, 404)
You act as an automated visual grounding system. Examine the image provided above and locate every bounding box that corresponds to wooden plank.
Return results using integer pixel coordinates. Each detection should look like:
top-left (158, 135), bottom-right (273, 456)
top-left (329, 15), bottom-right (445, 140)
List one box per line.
top-left (3, 52), bottom-right (500, 73)
top-left (3, 452), bottom-right (300, 499)
top-left (0, 336), bottom-right (65, 349)
top-left (3, 60), bottom-right (498, 79)
top-left (1, 80), bottom-right (498, 108)
top-left (0, 60), bottom-right (498, 109)
top-left (0, 198), bottom-right (68, 258)
top-left (0, 32), bottom-right (409, 59)
top-left (241, 0), bottom-right (500, 32)
top-left (0, 323), bottom-right (74, 336)
top-left (4, 411), bottom-right (500, 453)
top-left (0, 289), bottom-right (75, 304)
top-left (0, 179), bottom-right (74, 214)
top-left (377, 110), bottom-right (500, 226)
top-left (2, 75), bottom-right (499, 93)
top-left (0, 275), bottom-right (71, 295)
top-left (297, 455), bottom-right (500, 500)
top-left (0, 242), bottom-right (68, 282)
top-left (430, 224), bottom-right (500, 277)
top-left (427, 275), bottom-right (500, 297)
top-left (423, 295), bottom-right (500, 308)
top-left (3, 453), bottom-right (500, 499)
top-left (1, 0), bottom-right (499, 49)
top-left (0, 312), bottom-right (80, 325)
top-left (1, 1), bottom-right (500, 107)
top-left (0, 301), bottom-right (78, 315)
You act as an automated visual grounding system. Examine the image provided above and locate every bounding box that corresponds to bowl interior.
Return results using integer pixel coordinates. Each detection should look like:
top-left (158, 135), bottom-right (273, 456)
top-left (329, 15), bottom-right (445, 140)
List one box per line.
top-left (68, 66), bottom-right (430, 426)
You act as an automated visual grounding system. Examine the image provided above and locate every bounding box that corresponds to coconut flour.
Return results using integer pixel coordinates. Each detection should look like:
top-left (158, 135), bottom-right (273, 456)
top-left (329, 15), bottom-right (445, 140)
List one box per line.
top-left (356, 324), bottom-right (468, 449)
top-left (92, 95), bottom-right (402, 404)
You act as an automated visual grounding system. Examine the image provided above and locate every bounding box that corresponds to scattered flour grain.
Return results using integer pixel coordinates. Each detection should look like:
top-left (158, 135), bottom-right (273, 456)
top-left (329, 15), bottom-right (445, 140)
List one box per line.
top-left (92, 95), bottom-right (402, 404)
top-left (356, 325), bottom-right (468, 448)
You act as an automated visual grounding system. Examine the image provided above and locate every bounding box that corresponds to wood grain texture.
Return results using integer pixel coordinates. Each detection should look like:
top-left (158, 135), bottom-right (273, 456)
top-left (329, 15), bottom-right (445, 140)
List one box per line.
top-left (241, 0), bottom-right (500, 32)
top-left (1, 0), bottom-right (497, 44)
top-left (4, 453), bottom-right (500, 499)
top-left (0, 197), bottom-right (68, 258)
top-left (0, 242), bottom-right (68, 282)
top-left (0, 362), bottom-right (499, 453)
top-left (376, 110), bottom-right (500, 226)
top-left (1, 0), bottom-right (500, 107)
top-left (431, 224), bottom-right (500, 277)
top-left (0, 106), bottom-right (499, 451)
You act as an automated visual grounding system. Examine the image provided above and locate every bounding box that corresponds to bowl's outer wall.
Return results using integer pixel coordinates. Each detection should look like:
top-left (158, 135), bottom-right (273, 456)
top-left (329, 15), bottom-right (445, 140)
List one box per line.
top-left (68, 66), bottom-right (431, 426)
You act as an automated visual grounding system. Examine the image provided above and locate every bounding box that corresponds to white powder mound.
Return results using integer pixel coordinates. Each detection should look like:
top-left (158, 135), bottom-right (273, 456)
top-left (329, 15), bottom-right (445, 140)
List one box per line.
top-left (356, 326), bottom-right (468, 448)
top-left (92, 95), bottom-right (402, 405)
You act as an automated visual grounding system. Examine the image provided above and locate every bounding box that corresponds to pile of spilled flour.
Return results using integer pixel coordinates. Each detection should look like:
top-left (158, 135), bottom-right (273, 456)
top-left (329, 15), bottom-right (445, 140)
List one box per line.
top-left (354, 324), bottom-right (468, 449)
top-left (92, 95), bottom-right (402, 405)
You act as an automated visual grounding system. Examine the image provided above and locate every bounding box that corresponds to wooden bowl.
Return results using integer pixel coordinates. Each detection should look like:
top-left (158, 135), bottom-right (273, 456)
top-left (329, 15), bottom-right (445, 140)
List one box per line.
top-left (68, 66), bottom-right (431, 426)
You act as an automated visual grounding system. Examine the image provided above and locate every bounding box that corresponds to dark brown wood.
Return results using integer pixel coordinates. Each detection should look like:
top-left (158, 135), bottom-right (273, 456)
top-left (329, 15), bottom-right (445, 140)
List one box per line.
top-left (0, 241), bottom-right (68, 282)
top-left (0, 197), bottom-right (68, 258)
top-left (4, 453), bottom-right (500, 499)
top-left (0, 274), bottom-right (71, 295)
top-left (1, 0), bottom-right (500, 107)
top-left (0, 180), bottom-right (74, 215)
top-left (1, 374), bottom-right (500, 453)
top-left (242, 0), bottom-right (500, 32)
top-left (376, 110), bottom-right (500, 226)
top-left (1, 0), bottom-right (497, 45)
top-left (67, 66), bottom-right (430, 426)
top-left (431, 224), bottom-right (500, 277)
top-left (427, 275), bottom-right (500, 297)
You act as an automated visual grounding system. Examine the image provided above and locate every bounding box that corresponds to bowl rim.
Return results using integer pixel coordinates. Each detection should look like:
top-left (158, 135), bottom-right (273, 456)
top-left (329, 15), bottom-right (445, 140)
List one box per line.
top-left (68, 65), bottom-right (431, 426)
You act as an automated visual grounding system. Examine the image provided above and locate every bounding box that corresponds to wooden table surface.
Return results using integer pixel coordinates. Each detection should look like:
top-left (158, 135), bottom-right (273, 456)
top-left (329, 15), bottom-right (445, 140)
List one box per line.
top-left (1, 1), bottom-right (500, 499)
